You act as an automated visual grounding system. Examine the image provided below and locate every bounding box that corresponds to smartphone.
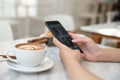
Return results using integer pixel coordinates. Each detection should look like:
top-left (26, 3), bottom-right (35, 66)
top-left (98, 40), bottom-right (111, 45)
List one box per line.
top-left (45, 21), bottom-right (83, 53)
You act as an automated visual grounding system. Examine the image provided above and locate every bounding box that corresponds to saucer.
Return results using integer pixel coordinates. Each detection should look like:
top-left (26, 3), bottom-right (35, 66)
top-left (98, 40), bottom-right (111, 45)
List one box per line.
top-left (5, 57), bottom-right (54, 73)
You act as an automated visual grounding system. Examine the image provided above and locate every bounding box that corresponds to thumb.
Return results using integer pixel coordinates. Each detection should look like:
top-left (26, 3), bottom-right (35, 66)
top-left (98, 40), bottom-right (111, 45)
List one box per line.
top-left (53, 37), bottom-right (66, 49)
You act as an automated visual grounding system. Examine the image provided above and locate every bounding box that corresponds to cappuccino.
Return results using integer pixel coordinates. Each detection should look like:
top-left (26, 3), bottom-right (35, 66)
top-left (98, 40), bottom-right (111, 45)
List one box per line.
top-left (16, 43), bottom-right (45, 50)
top-left (7, 43), bottom-right (47, 67)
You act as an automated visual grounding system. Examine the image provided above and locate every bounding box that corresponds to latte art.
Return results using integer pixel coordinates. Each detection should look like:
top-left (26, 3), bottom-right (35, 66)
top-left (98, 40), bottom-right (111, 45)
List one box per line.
top-left (16, 43), bottom-right (45, 50)
top-left (8, 43), bottom-right (47, 67)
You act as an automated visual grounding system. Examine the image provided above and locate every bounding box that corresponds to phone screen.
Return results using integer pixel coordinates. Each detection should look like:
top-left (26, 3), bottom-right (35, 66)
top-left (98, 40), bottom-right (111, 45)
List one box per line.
top-left (45, 21), bottom-right (83, 53)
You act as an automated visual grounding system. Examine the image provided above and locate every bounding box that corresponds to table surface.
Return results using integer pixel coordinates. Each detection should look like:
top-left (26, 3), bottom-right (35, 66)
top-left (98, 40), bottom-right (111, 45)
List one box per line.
top-left (0, 38), bottom-right (120, 80)
top-left (80, 22), bottom-right (120, 38)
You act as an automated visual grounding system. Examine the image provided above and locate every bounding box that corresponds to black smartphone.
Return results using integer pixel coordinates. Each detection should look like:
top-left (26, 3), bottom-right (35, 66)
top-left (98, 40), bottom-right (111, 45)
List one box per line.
top-left (45, 21), bottom-right (83, 53)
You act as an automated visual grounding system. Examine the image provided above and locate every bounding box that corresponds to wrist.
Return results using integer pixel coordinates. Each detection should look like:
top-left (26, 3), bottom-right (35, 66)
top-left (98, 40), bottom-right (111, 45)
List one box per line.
top-left (94, 48), bottom-right (104, 62)
top-left (62, 58), bottom-right (81, 67)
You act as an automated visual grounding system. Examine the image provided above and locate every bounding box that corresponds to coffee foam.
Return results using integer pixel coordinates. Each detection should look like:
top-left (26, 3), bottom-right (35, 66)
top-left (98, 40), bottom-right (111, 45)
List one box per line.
top-left (16, 43), bottom-right (45, 50)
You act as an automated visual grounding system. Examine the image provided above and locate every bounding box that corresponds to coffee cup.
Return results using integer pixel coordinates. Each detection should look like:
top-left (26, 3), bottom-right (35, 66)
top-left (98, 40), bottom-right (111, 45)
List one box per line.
top-left (6, 43), bottom-right (47, 67)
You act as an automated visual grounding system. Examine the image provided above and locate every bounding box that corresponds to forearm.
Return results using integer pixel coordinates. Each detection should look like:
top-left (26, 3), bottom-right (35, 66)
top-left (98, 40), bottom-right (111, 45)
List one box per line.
top-left (97, 48), bottom-right (120, 62)
top-left (63, 60), bottom-right (102, 80)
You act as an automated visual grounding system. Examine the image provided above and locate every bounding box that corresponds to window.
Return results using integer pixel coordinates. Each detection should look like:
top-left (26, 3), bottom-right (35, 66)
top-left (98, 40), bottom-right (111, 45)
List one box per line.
top-left (0, 0), bottom-right (37, 18)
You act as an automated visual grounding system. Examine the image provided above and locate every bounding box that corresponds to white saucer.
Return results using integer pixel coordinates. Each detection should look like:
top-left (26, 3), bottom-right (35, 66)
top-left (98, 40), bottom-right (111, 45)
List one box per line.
top-left (6, 57), bottom-right (54, 73)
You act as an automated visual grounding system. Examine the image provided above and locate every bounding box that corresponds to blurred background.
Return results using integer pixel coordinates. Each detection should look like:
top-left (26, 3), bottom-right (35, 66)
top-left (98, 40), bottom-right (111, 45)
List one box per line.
top-left (0, 0), bottom-right (119, 40)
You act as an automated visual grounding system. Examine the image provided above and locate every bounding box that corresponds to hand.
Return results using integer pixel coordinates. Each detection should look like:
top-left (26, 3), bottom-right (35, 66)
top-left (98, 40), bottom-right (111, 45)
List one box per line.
top-left (53, 36), bottom-right (102, 80)
top-left (70, 33), bottom-right (101, 61)
top-left (53, 38), bottom-right (83, 64)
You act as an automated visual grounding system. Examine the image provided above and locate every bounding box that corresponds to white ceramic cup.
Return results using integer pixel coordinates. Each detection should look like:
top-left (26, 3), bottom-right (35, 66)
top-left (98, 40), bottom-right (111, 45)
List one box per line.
top-left (6, 43), bottom-right (47, 67)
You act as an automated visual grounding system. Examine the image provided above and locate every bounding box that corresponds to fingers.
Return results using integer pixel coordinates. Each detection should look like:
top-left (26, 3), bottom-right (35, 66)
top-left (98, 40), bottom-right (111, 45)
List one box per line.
top-left (69, 33), bottom-right (78, 39)
top-left (72, 37), bottom-right (90, 44)
top-left (80, 53), bottom-right (85, 58)
top-left (53, 37), bottom-right (67, 49)
top-left (69, 33), bottom-right (86, 40)
top-left (53, 37), bottom-right (82, 53)
top-left (53, 38), bottom-right (62, 48)
top-left (72, 36), bottom-right (93, 52)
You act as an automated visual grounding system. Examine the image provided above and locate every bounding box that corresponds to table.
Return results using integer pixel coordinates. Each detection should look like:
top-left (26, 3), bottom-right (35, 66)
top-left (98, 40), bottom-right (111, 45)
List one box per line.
top-left (80, 22), bottom-right (120, 48)
top-left (0, 39), bottom-right (120, 80)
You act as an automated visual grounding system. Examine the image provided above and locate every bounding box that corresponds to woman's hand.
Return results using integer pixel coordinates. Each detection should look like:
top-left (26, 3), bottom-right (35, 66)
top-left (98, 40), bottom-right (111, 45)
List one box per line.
top-left (70, 33), bottom-right (101, 61)
top-left (53, 36), bottom-right (102, 80)
top-left (53, 38), bottom-right (83, 65)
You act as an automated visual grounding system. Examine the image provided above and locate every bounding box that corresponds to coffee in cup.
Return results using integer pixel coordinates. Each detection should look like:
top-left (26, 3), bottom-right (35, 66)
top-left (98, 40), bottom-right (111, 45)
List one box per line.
top-left (16, 43), bottom-right (45, 51)
top-left (7, 43), bottom-right (47, 67)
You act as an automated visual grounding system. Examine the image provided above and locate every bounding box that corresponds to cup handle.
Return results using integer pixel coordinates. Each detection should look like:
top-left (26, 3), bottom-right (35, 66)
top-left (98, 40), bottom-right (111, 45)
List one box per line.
top-left (6, 51), bottom-right (17, 63)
